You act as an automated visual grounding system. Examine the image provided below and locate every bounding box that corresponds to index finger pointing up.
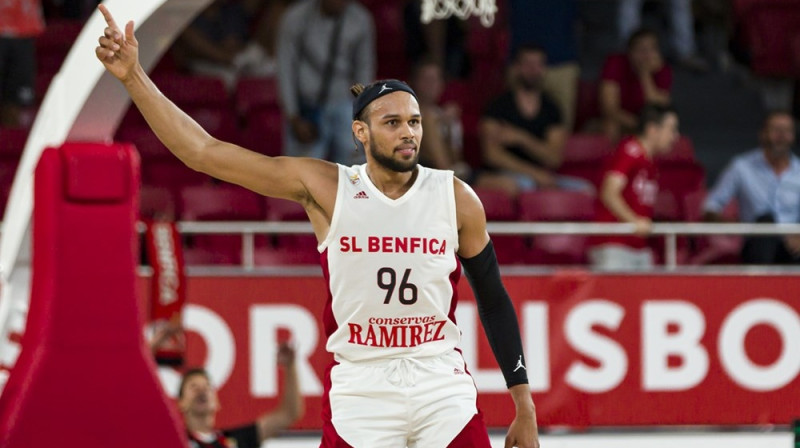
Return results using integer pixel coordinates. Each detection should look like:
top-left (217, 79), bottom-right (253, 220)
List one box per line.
top-left (98, 4), bottom-right (120, 32)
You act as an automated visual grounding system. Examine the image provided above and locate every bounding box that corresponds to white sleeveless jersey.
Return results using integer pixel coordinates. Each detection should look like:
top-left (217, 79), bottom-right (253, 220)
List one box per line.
top-left (319, 164), bottom-right (462, 362)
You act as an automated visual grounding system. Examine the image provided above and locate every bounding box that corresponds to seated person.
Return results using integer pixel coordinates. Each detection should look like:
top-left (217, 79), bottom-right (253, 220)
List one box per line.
top-left (703, 111), bottom-right (800, 264)
top-left (600, 28), bottom-right (672, 142)
top-left (479, 44), bottom-right (593, 195)
top-left (589, 104), bottom-right (679, 270)
top-left (410, 57), bottom-right (518, 195)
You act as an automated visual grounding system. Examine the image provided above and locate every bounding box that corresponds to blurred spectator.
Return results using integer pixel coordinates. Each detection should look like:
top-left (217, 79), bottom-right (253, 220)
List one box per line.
top-left (618, 0), bottom-right (709, 72)
top-left (234, 0), bottom-right (295, 77)
top-left (703, 111), bottom-right (800, 265)
top-left (172, 0), bottom-right (250, 88)
top-left (508, 0), bottom-right (580, 131)
top-left (479, 44), bottom-right (593, 195)
top-left (590, 104), bottom-right (679, 270)
top-left (0, 0), bottom-right (44, 127)
top-left (277, 0), bottom-right (374, 165)
top-left (411, 57), bottom-right (516, 194)
top-left (404, 2), bottom-right (469, 80)
top-left (600, 28), bottom-right (672, 142)
top-left (178, 342), bottom-right (303, 448)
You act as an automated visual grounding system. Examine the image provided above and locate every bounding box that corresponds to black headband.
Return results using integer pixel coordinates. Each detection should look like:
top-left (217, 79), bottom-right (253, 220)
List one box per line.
top-left (352, 80), bottom-right (418, 120)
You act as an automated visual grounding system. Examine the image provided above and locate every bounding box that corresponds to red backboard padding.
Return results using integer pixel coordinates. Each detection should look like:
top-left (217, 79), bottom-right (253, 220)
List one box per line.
top-left (0, 142), bottom-right (186, 447)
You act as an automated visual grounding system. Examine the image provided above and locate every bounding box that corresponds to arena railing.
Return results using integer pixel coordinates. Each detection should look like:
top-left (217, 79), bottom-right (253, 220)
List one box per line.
top-left (165, 222), bottom-right (800, 271)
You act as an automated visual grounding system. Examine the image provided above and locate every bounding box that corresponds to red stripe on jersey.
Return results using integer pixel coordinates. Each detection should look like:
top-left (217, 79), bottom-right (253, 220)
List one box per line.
top-left (447, 254), bottom-right (462, 325)
top-left (320, 248), bottom-right (339, 338)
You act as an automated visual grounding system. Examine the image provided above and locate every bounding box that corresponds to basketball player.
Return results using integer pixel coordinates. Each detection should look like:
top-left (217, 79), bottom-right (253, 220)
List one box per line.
top-left (95, 5), bottom-right (539, 447)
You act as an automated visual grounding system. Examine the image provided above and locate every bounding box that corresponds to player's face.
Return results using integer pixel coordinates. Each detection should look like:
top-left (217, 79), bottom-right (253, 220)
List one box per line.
top-left (654, 113), bottom-right (679, 153)
top-left (179, 374), bottom-right (220, 416)
top-left (762, 114), bottom-right (795, 154)
top-left (361, 92), bottom-right (423, 172)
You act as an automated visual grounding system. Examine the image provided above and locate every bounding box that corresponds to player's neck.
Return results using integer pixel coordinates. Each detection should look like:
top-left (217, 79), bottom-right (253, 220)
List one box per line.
top-left (184, 411), bottom-right (216, 433)
top-left (635, 136), bottom-right (655, 159)
top-left (365, 163), bottom-right (418, 199)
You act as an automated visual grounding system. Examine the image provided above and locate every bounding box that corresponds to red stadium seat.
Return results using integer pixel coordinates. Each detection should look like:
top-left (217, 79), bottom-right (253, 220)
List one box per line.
top-left (142, 161), bottom-right (211, 193)
top-left (150, 74), bottom-right (229, 108)
top-left (519, 190), bottom-right (595, 265)
top-left (686, 193), bottom-right (743, 265)
top-left (255, 197), bottom-right (319, 265)
top-left (655, 136), bottom-right (696, 163)
top-left (0, 128), bottom-right (29, 159)
top-left (179, 184), bottom-right (266, 266)
top-left (242, 107), bottom-right (284, 157)
top-left (562, 134), bottom-right (614, 164)
top-left (140, 185), bottom-right (176, 220)
top-left (117, 125), bottom-right (172, 161)
top-left (185, 106), bottom-right (240, 144)
top-left (474, 188), bottom-right (523, 264)
top-left (0, 142), bottom-right (186, 447)
top-left (235, 77), bottom-right (280, 117)
top-left (180, 184), bottom-right (265, 221)
top-left (574, 79), bottom-right (600, 132)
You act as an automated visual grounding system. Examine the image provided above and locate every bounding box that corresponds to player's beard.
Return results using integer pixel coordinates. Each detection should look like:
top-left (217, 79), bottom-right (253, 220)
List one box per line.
top-left (369, 131), bottom-right (419, 173)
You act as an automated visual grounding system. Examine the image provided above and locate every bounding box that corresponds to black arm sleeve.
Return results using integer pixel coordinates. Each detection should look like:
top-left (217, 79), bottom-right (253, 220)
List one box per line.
top-left (459, 241), bottom-right (528, 388)
top-left (222, 423), bottom-right (260, 448)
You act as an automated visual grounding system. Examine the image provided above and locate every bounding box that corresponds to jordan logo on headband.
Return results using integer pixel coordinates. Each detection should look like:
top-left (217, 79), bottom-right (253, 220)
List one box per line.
top-left (378, 84), bottom-right (392, 94)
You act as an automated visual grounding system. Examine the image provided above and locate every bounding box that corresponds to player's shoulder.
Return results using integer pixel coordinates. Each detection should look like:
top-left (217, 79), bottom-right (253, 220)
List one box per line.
top-left (452, 176), bottom-right (483, 215)
top-left (284, 0), bottom-right (314, 21)
top-left (619, 137), bottom-right (645, 158)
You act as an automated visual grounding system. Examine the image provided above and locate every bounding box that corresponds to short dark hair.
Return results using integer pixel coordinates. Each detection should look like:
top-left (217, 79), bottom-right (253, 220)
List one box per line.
top-left (513, 43), bottom-right (547, 63)
top-left (178, 367), bottom-right (210, 398)
top-left (637, 103), bottom-right (677, 135)
top-left (627, 27), bottom-right (659, 51)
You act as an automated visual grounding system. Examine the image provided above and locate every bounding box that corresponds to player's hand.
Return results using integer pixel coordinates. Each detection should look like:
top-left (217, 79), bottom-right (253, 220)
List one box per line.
top-left (95, 4), bottom-right (139, 82)
top-left (783, 235), bottom-right (800, 257)
top-left (504, 411), bottom-right (540, 448)
top-left (633, 216), bottom-right (653, 237)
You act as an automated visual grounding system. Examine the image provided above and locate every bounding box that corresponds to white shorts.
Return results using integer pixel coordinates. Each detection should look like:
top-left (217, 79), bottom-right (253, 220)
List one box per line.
top-left (326, 350), bottom-right (479, 448)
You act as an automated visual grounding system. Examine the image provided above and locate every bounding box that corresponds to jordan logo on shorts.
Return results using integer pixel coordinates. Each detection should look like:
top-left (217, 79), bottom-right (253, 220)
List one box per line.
top-left (378, 84), bottom-right (392, 94)
top-left (513, 355), bottom-right (526, 372)
top-left (354, 191), bottom-right (369, 199)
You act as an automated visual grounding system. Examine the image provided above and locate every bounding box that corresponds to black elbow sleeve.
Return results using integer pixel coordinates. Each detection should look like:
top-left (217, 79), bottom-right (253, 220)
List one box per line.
top-left (459, 241), bottom-right (529, 388)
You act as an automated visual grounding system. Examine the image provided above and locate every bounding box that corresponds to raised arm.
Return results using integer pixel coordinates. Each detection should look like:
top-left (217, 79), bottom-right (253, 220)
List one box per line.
top-left (454, 179), bottom-right (539, 448)
top-left (94, 5), bottom-right (335, 204)
top-left (254, 343), bottom-right (304, 442)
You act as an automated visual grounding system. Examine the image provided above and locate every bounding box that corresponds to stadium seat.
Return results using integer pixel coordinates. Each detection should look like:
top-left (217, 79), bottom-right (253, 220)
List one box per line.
top-left (140, 185), bottom-right (176, 220)
top-left (150, 74), bottom-right (229, 108)
top-left (179, 184), bottom-right (266, 266)
top-left (574, 79), bottom-right (600, 132)
top-left (117, 126), bottom-right (172, 161)
top-left (519, 190), bottom-right (595, 265)
top-left (142, 161), bottom-right (211, 193)
top-left (242, 107), bottom-right (284, 157)
top-left (0, 142), bottom-right (186, 447)
top-left (180, 184), bottom-right (265, 221)
top-left (655, 135), bottom-right (696, 163)
top-left (185, 106), bottom-right (240, 145)
top-left (235, 77), bottom-right (280, 117)
top-left (0, 128), bottom-right (28, 158)
top-left (255, 197), bottom-right (319, 265)
top-left (474, 188), bottom-right (524, 264)
top-left (562, 134), bottom-right (614, 164)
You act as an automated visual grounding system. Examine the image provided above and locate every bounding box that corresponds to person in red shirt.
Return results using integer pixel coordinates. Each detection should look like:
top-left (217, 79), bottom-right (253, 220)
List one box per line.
top-left (599, 28), bottom-right (672, 142)
top-left (590, 104), bottom-right (679, 270)
top-left (0, 0), bottom-right (44, 127)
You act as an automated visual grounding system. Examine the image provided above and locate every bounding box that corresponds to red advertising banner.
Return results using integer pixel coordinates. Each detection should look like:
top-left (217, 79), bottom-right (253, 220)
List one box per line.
top-left (141, 272), bottom-right (800, 430)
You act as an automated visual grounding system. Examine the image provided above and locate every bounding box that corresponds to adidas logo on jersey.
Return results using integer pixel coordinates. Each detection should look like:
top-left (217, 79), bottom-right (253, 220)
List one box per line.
top-left (353, 191), bottom-right (369, 199)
